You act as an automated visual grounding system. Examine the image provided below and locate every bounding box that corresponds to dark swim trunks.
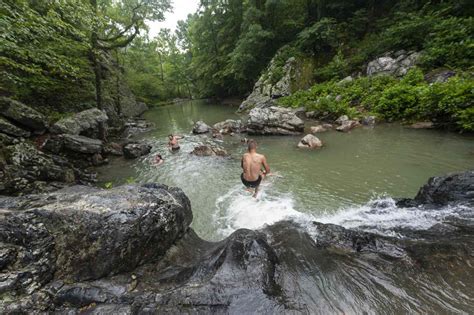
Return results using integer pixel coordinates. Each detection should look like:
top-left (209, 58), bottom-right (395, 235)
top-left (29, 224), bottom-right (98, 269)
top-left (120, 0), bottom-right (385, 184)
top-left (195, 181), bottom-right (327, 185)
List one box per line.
top-left (241, 173), bottom-right (262, 188)
top-left (171, 146), bottom-right (180, 151)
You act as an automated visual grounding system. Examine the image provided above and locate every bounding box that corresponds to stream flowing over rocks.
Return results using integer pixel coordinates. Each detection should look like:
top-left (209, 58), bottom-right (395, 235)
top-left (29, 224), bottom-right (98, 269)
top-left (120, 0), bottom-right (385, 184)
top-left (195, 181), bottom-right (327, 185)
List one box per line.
top-left (0, 171), bottom-right (473, 314)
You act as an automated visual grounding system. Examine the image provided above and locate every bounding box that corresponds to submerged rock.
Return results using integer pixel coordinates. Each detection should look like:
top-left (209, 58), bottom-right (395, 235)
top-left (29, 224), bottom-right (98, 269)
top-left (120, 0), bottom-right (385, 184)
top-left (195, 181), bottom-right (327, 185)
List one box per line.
top-left (297, 134), bottom-right (323, 149)
top-left (336, 120), bottom-right (360, 132)
top-left (0, 97), bottom-right (48, 133)
top-left (310, 124), bottom-right (332, 133)
top-left (192, 121), bottom-right (211, 134)
top-left (247, 106), bottom-right (304, 135)
top-left (409, 121), bottom-right (434, 129)
top-left (123, 142), bottom-right (152, 159)
top-left (50, 108), bottom-right (108, 136)
top-left (1, 172), bottom-right (473, 313)
top-left (191, 144), bottom-right (228, 157)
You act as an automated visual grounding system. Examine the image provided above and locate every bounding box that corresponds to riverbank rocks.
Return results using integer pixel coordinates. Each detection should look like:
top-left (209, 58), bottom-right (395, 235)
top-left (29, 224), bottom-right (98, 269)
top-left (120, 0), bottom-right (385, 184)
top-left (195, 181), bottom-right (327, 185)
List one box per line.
top-left (0, 116), bottom-right (30, 138)
top-left (336, 120), bottom-right (360, 132)
top-left (0, 143), bottom-right (75, 195)
top-left (310, 124), bottom-right (333, 133)
top-left (62, 134), bottom-right (103, 154)
top-left (191, 144), bottom-right (228, 157)
top-left (297, 134), bottom-right (323, 149)
top-left (123, 142), bottom-right (152, 159)
top-left (247, 106), bottom-right (304, 135)
top-left (192, 121), bottom-right (211, 134)
top-left (50, 108), bottom-right (108, 136)
top-left (1, 172), bottom-right (473, 313)
top-left (0, 97), bottom-right (48, 133)
top-left (213, 119), bottom-right (245, 134)
top-left (367, 50), bottom-right (420, 77)
top-left (361, 116), bottom-right (376, 126)
top-left (409, 121), bottom-right (434, 129)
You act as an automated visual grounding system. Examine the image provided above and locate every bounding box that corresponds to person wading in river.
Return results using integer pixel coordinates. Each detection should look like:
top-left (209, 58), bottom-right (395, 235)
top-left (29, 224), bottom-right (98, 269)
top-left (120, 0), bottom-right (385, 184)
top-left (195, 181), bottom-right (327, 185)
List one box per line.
top-left (241, 139), bottom-right (271, 198)
top-left (168, 134), bottom-right (182, 152)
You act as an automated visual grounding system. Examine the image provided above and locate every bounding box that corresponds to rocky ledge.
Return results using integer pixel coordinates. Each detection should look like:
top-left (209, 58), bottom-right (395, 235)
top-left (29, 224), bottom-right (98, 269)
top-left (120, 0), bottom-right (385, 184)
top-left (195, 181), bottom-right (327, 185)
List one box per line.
top-left (0, 171), bottom-right (473, 313)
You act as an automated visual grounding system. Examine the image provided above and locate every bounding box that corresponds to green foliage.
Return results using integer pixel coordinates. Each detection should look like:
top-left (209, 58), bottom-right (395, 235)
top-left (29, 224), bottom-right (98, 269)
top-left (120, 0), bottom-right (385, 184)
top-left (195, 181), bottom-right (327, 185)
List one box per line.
top-left (103, 182), bottom-right (113, 189)
top-left (279, 69), bottom-right (474, 131)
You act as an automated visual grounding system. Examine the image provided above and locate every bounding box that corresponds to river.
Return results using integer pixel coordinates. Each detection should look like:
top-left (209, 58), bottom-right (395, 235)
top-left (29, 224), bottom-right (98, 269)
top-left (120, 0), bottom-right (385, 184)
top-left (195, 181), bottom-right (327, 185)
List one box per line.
top-left (97, 99), bottom-right (474, 241)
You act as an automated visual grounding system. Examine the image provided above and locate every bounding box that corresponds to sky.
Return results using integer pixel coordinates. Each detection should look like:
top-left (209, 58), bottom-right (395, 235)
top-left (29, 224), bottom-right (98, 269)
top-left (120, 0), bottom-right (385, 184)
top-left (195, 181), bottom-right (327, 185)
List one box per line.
top-left (147, 0), bottom-right (200, 38)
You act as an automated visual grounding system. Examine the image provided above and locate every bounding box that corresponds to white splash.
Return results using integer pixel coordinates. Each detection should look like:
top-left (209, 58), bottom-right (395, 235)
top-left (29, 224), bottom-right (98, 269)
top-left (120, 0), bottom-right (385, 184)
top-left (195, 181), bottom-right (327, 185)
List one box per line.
top-left (214, 183), bottom-right (309, 236)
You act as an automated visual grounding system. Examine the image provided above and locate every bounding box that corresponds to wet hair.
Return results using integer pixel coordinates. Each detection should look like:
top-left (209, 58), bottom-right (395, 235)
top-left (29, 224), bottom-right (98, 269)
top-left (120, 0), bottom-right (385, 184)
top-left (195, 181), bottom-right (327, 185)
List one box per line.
top-left (156, 154), bottom-right (162, 160)
top-left (248, 139), bottom-right (257, 151)
top-left (168, 134), bottom-right (173, 139)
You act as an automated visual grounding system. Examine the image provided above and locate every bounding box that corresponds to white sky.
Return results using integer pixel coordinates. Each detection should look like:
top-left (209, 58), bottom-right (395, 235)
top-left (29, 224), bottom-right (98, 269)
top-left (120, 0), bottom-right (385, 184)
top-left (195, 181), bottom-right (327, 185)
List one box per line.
top-left (147, 0), bottom-right (200, 38)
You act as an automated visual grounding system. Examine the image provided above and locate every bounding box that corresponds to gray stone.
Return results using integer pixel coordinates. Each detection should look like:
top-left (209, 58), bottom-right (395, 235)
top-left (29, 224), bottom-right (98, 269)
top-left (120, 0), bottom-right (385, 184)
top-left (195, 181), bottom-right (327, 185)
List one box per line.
top-left (0, 116), bottom-right (30, 138)
top-left (213, 119), bottom-right (245, 134)
top-left (0, 97), bottom-right (48, 133)
top-left (367, 51), bottom-right (420, 77)
top-left (424, 69), bottom-right (456, 83)
top-left (310, 125), bottom-right (329, 133)
top-left (0, 132), bottom-right (16, 146)
top-left (409, 121), bottom-right (434, 129)
top-left (238, 56), bottom-right (302, 112)
top-left (297, 134), bottom-right (323, 149)
top-left (192, 121), bottom-right (211, 134)
top-left (335, 115), bottom-right (349, 125)
top-left (191, 144), bottom-right (228, 157)
top-left (123, 142), bottom-right (151, 159)
top-left (361, 116), bottom-right (376, 126)
top-left (104, 142), bottom-right (123, 156)
top-left (50, 108), bottom-right (108, 136)
top-left (62, 134), bottom-right (104, 154)
top-left (336, 120), bottom-right (360, 132)
top-left (247, 106), bottom-right (304, 135)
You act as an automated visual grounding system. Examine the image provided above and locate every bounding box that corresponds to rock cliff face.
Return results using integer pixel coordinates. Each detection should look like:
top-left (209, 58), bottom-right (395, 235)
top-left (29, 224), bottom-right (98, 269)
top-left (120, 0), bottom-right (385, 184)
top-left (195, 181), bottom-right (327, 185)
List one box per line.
top-left (239, 54), bottom-right (314, 112)
top-left (0, 171), bottom-right (473, 313)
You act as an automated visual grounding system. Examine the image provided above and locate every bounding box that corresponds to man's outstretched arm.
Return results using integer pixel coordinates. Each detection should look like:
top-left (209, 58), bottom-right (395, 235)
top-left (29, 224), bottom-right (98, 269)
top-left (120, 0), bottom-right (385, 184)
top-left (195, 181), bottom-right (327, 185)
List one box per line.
top-left (262, 156), bottom-right (271, 175)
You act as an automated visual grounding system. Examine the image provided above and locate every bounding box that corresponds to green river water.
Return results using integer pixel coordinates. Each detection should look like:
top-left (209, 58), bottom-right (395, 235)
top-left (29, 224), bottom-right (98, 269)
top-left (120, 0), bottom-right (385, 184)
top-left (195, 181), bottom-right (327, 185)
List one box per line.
top-left (97, 100), bottom-right (474, 241)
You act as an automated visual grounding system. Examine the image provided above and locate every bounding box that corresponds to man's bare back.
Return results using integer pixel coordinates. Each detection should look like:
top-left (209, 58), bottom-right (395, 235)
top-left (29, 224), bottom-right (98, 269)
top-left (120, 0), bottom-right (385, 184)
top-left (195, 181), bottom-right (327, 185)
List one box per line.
top-left (241, 139), bottom-right (270, 197)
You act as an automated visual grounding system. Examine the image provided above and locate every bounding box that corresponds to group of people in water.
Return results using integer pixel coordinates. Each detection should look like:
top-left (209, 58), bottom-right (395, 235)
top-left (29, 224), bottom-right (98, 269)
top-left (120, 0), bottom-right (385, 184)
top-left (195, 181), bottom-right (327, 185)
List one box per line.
top-left (154, 134), bottom-right (271, 198)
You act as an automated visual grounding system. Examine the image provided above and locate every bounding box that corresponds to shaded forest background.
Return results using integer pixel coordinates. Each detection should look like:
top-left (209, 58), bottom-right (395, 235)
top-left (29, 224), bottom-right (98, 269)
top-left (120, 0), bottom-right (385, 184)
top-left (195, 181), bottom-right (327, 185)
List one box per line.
top-left (1, 0), bottom-right (473, 129)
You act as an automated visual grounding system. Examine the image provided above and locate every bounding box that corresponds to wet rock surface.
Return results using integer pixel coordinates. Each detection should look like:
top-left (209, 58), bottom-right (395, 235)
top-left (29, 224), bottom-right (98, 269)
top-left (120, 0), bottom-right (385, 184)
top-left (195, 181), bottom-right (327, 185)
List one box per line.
top-left (0, 172), bottom-right (473, 313)
top-left (247, 106), bottom-right (304, 135)
top-left (192, 121), bottom-right (211, 134)
top-left (297, 134), bottom-right (323, 149)
top-left (191, 144), bottom-right (228, 157)
top-left (123, 142), bottom-right (152, 159)
top-left (213, 119), bottom-right (246, 134)
top-left (0, 117), bottom-right (30, 138)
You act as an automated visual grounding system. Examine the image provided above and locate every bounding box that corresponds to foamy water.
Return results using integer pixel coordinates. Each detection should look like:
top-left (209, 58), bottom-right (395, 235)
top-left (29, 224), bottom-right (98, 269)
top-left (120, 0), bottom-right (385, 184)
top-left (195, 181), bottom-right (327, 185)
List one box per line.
top-left (214, 183), bottom-right (473, 239)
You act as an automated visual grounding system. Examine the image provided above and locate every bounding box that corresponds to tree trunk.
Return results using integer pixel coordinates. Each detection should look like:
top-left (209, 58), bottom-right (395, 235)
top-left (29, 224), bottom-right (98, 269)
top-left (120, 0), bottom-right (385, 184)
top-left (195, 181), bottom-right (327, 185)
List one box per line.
top-left (90, 0), bottom-right (106, 140)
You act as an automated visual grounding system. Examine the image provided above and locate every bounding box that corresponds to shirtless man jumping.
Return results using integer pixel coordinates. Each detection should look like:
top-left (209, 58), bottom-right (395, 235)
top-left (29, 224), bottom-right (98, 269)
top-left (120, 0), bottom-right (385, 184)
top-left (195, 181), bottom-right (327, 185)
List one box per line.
top-left (241, 139), bottom-right (270, 198)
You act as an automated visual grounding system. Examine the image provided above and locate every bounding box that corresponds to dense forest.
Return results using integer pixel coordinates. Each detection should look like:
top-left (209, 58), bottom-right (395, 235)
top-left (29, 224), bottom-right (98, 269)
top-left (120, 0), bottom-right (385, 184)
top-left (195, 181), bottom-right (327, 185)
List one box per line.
top-left (1, 0), bottom-right (473, 130)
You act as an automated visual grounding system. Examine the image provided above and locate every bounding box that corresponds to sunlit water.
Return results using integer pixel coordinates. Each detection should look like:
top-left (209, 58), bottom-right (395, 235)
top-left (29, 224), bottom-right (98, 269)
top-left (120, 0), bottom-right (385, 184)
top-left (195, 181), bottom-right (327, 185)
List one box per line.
top-left (97, 100), bottom-right (474, 241)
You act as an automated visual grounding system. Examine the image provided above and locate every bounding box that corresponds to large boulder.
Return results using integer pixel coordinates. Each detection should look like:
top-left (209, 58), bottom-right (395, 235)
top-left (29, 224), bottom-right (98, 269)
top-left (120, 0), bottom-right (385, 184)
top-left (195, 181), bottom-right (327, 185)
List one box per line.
top-left (0, 116), bottom-right (30, 138)
top-left (192, 121), bottom-right (211, 134)
top-left (123, 142), bottom-right (152, 159)
top-left (191, 144), bottom-right (228, 157)
top-left (0, 184), bottom-right (192, 302)
top-left (297, 134), bottom-right (323, 149)
top-left (247, 106), bottom-right (304, 135)
top-left (62, 134), bottom-right (104, 154)
top-left (367, 50), bottom-right (420, 77)
top-left (413, 170), bottom-right (474, 206)
top-left (0, 97), bottom-right (48, 133)
top-left (213, 119), bottom-right (246, 134)
top-left (50, 108), bottom-right (108, 136)
top-left (0, 143), bottom-right (75, 195)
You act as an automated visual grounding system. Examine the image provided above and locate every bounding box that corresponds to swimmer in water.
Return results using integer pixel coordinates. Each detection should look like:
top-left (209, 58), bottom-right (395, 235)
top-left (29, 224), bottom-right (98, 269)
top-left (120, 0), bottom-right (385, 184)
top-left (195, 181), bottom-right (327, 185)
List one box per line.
top-left (240, 139), bottom-right (271, 198)
top-left (154, 154), bottom-right (164, 166)
top-left (168, 134), bottom-right (183, 152)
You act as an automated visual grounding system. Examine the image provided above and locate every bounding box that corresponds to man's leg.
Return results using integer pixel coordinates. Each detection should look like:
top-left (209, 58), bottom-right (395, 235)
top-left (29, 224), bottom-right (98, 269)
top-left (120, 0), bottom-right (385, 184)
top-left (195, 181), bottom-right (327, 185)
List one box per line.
top-left (253, 185), bottom-right (259, 198)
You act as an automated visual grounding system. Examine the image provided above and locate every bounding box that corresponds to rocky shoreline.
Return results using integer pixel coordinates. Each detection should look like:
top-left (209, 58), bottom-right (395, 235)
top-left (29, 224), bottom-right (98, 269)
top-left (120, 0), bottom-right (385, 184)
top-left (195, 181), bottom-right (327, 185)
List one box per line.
top-left (0, 97), bottom-right (152, 196)
top-left (0, 170), bottom-right (472, 313)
